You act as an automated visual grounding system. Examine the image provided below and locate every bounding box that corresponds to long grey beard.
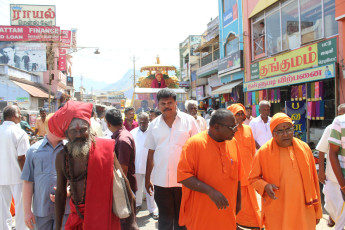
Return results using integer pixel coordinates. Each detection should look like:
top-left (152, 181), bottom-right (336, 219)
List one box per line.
top-left (66, 137), bottom-right (91, 159)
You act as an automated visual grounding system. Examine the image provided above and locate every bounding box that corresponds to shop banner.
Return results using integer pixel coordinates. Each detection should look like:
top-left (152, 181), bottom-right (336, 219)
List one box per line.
top-left (196, 86), bottom-right (204, 101)
top-left (218, 50), bottom-right (243, 75)
top-left (285, 101), bottom-right (306, 142)
top-left (60, 30), bottom-right (71, 48)
top-left (58, 49), bottom-right (67, 71)
top-left (244, 63), bottom-right (335, 92)
top-left (67, 76), bottom-right (73, 86)
top-left (0, 42), bottom-right (47, 71)
top-left (0, 26), bottom-right (60, 42)
top-left (71, 28), bottom-right (77, 52)
top-left (10, 4), bottom-right (56, 26)
top-left (223, 3), bottom-right (238, 27)
top-left (251, 37), bottom-right (337, 79)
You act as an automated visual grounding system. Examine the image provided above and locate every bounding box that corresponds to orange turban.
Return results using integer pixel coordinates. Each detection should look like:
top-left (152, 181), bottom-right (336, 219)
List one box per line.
top-left (48, 100), bottom-right (93, 138)
top-left (227, 103), bottom-right (246, 118)
top-left (270, 112), bottom-right (293, 133)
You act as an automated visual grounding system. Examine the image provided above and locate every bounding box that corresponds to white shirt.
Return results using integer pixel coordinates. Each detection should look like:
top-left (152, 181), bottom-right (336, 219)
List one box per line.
top-left (101, 118), bottom-right (108, 132)
top-left (130, 127), bottom-right (149, 174)
top-left (0, 121), bottom-right (30, 185)
top-left (249, 115), bottom-right (272, 148)
top-left (196, 116), bottom-right (207, 132)
top-left (317, 125), bottom-right (337, 182)
top-left (145, 111), bottom-right (199, 187)
top-left (91, 117), bottom-right (104, 137)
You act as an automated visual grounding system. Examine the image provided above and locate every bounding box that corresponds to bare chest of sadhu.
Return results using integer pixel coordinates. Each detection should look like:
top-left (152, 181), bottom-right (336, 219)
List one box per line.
top-left (64, 153), bottom-right (89, 204)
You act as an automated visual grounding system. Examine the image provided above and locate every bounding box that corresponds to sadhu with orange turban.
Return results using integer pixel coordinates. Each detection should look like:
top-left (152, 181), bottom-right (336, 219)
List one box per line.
top-left (227, 104), bottom-right (261, 229)
top-left (248, 113), bottom-right (322, 230)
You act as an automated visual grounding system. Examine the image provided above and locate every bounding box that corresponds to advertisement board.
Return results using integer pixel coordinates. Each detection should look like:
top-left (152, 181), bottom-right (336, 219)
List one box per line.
top-left (244, 63), bottom-right (335, 91)
top-left (58, 48), bottom-right (66, 71)
top-left (0, 42), bottom-right (47, 71)
top-left (60, 30), bottom-right (71, 48)
top-left (250, 37), bottom-right (337, 79)
top-left (10, 4), bottom-right (56, 26)
top-left (196, 86), bottom-right (204, 101)
top-left (67, 76), bottom-right (73, 86)
top-left (223, 1), bottom-right (238, 27)
top-left (0, 26), bottom-right (60, 42)
top-left (285, 101), bottom-right (306, 141)
top-left (218, 50), bottom-right (243, 75)
top-left (190, 36), bottom-right (201, 56)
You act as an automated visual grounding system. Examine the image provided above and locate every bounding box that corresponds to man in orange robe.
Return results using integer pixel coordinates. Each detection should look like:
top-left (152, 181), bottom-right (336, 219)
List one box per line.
top-left (227, 104), bottom-right (261, 229)
top-left (177, 109), bottom-right (241, 230)
top-left (248, 112), bottom-right (322, 230)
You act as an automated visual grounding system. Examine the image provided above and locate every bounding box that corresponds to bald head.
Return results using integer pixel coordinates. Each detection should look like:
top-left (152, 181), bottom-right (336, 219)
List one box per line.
top-left (209, 109), bottom-right (234, 127)
top-left (338, 104), bottom-right (345, 116)
top-left (3, 105), bottom-right (20, 123)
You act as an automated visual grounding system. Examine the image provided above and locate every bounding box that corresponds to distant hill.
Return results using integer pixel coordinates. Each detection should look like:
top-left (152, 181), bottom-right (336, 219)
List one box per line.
top-left (73, 69), bottom-right (141, 99)
top-left (101, 69), bottom-right (141, 98)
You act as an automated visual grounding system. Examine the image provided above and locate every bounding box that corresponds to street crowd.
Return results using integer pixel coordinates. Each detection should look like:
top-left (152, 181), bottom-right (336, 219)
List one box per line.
top-left (1, 88), bottom-right (345, 230)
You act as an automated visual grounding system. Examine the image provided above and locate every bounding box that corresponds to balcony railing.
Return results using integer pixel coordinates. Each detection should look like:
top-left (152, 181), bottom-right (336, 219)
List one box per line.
top-left (201, 50), bottom-right (220, 66)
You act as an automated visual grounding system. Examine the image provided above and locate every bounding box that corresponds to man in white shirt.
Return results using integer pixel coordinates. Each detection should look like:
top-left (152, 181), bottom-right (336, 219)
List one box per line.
top-left (185, 100), bottom-right (207, 132)
top-left (0, 105), bottom-right (30, 230)
top-left (317, 104), bottom-right (345, 228)
top-left (130, 112), bottom-right (158, 220)
top-left (249, 100), bottom-right (272, 149)
top-left (90, 108), bottom-right (103, 137)
top-left (145, 89), bottom-right (199, 230)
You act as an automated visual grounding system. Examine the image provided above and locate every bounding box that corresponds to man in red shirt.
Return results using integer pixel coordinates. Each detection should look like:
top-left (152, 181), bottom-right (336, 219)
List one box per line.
top-left (123, 107), bottom-right (138, 131)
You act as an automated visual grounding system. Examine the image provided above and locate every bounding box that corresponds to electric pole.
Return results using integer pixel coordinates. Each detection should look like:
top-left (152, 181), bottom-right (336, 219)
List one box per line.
top-left (130, 55), bottom-right (139, 88)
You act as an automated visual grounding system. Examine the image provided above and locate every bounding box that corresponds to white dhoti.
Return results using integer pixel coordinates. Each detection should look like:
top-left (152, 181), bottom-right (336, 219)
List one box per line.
top-left (323, 180), bottom-right (345, 230)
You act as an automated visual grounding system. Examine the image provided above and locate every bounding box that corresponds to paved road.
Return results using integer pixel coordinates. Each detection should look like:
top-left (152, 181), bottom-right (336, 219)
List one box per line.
top-left (136, 198), bottom-right (335, 230)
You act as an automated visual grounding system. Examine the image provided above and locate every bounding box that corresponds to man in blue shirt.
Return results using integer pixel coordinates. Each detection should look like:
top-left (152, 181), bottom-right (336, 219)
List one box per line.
top-left (21, 114), bottom-right (70, 229)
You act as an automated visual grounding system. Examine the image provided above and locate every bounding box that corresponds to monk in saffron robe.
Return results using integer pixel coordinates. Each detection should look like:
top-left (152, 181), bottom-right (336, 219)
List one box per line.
top-left (248, 112), bottom-right (322, 230)
top-left (177, 109), bottom-right (241, 230)
top-left (227, 104), bottom-right (261, 229)
top-left (52, 101), bottom-right (137, 230)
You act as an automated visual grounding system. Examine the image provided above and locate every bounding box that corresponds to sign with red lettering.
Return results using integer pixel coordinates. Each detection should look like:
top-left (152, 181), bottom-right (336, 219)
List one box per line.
top-left (0, 26), bottom-right (60, 42)
top-left (244, 63), bottom-right (335, 92)
top-left (60, 30), bottom-right (71, 48)
top-left (58, 49), bottom-right (67, 71)
top-left (10, 4), bottom-right (56, 26)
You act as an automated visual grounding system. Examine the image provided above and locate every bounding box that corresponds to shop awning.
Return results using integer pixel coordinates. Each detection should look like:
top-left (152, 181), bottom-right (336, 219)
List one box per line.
top-left (211, 80), bottom-right (242, 95)
top-left (249, 0), bottom-right (279, 18)
top-left (12, 81), bottom-right (51, 98)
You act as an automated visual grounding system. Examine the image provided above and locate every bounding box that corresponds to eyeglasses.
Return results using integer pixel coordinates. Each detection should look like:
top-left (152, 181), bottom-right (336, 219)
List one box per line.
top-left (218, 123), bottom-right (238, 132)
top-left (273, 127), bottom-right (294, 136)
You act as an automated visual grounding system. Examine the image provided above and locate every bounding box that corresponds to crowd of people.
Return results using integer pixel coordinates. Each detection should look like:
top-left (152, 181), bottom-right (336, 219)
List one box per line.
top-left (1, 88), bottom-right (345, 230)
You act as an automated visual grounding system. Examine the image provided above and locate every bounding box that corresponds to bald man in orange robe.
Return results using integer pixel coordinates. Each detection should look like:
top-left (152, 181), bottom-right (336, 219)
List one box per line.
top-left (177, 109), bottom-right (241, 230)
top-left (227, 104), bottom-right (261, 229)
top-left (248, 112), bottom-right (322, 230)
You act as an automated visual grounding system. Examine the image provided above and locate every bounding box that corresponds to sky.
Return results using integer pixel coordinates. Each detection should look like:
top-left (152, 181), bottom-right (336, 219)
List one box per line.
top-left (0, 0), bottom-right (219, 83)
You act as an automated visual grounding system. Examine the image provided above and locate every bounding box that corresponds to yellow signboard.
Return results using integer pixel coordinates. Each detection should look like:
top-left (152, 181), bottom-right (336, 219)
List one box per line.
top-left (259, 44), bottom-right (318, 78)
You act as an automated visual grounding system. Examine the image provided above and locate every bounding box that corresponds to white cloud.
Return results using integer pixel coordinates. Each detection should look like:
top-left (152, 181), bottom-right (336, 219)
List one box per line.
top-left (0, 0), bottom-right (218, 83)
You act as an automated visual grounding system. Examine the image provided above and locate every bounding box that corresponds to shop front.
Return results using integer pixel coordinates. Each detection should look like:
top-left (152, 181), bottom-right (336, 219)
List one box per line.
top-left (244, 37), bottom-right (337, 143)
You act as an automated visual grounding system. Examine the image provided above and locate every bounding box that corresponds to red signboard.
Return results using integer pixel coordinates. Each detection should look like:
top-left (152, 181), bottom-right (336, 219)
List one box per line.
top-left (58, 48), bottom-right (67, 71)
top-left (60, 30), bottom-right (71, 48)
top-left (0, 26), bottom-right (60, 41)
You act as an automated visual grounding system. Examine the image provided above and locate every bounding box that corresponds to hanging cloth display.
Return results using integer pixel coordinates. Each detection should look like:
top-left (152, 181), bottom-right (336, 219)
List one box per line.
top-left (277, 88), bottom-right (281, 103)
top-left (320, 101), bottom-right (325, 120)
top-left (307, 83), bottom-right (312, 101)
top-left (256, 104), bottom-right (260, 116)
top-left (291, 86), bottom-right (296, 101)
top-left (319, 81), bottom-right (324, 100)
top-left (298, 85), bottom-right (303, 101)
top-left (248, 92), bottom-right (252, 105)
top-left (263, 89), bottom-right (267, 100)
top-left (252, 104), bottom-right (256, 117)
top-left (302, 84), bottom-right (307, 100)
top-left (311, 102), bottom-right (316, 120)
top-left (315, 101), bottom-right (320, 120)
top-left (307, 102), bottom-right (312, 119)
top-left (252, 91), bottom-right (256, 105)
top-left (311, 82), bottom-right (315, 101)
top-left (271, 89), bottom-right (275, 103)
top-left (315, 82), bottom-right (319, 101)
